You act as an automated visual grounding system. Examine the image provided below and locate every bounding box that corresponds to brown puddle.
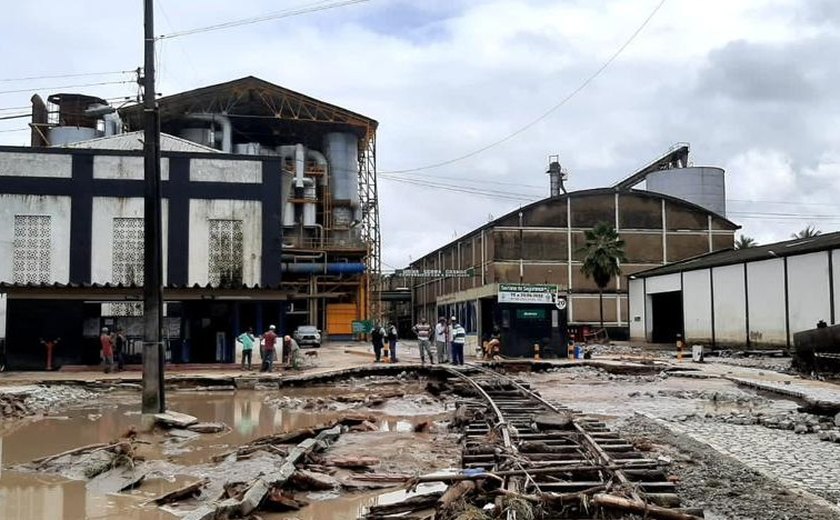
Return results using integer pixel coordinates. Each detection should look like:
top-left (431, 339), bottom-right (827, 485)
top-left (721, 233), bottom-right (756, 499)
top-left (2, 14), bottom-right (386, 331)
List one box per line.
top-left (0, 384), bottom-right (454, 520)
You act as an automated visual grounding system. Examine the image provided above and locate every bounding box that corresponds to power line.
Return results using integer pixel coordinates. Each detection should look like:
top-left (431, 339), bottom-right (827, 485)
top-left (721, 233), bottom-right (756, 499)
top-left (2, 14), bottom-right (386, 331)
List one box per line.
top-left (380, 0), bottom-right (667, 175)
top-left (0, 70), bottom-right (133, 83)
top-left (0, 80), bottom-right (134, 96)
top-left (158, 0), bottom-right (369, 39)
top-left (380, 174), bottom-right (537, 202)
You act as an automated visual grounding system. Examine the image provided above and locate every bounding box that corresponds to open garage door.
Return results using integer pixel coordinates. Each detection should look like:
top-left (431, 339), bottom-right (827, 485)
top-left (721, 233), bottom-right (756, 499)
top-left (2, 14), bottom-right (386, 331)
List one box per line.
top-left (650, 291), bottom-right (684, 343)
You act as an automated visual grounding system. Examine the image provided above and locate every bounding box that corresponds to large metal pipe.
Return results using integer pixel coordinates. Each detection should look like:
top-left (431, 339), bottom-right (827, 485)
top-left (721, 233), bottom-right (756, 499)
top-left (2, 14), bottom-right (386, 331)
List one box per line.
top-left (307, 149), bottom-right (329, 186)
top-left (281, 263), bottom-right (366, 274)
top-left (186, 113), bottom-right (232, 152)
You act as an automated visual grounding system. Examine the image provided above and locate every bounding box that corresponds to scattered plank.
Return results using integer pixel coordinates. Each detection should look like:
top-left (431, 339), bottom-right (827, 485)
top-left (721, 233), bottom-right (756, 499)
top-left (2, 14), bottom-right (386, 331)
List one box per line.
top-left (32, 442), bottom-right (111, 466)
top-left (146, 478), bottom-right (209, 506)
top-left (154, 411), bottom-right (198, 428)
top-left (593, 493), bottom-right (702, 520)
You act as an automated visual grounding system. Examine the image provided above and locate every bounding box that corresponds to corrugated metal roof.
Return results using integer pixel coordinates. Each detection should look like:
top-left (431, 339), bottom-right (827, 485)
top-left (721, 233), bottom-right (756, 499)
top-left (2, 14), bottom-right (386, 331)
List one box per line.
top-left (633, 231), bottom-right (840, 278)
top-left (59, 131), bottom-right (221, 153)
top-left (0, 281), bottom-right (281, 290)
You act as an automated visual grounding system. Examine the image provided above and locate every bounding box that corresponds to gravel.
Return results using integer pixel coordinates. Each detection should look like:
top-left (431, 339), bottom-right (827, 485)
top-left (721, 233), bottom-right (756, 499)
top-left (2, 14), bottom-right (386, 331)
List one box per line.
top-left (619, 414), bottom-right (840, 520)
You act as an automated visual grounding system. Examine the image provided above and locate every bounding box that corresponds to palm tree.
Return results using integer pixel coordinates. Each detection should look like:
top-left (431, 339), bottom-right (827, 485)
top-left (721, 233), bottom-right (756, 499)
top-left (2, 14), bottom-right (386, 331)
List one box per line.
top-left (580, 222), bottom-right (627, 330)
top-left (791, 225), bottom-right (821, 239)
top-left (734, 235), bottom-right (757, 250)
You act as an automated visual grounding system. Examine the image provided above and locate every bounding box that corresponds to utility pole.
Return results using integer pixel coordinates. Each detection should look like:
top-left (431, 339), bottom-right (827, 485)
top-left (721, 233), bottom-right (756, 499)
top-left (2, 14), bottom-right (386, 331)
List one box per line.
top-left (142, 0), bottom-right (165, 414)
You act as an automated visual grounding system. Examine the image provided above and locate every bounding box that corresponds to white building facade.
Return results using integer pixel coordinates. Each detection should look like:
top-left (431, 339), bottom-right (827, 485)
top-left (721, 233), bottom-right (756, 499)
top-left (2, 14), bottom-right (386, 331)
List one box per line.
top-left (628, 233), bottom-right (840, 348)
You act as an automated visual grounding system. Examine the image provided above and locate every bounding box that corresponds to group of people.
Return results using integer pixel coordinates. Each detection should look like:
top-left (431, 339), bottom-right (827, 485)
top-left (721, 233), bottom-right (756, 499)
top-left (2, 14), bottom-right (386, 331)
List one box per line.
top-left (98, 327), bottom-right (126, 373)
top-left (370, 316), bottom-right (467, 365)
top-left (236, 325), bottom-right (301, 372)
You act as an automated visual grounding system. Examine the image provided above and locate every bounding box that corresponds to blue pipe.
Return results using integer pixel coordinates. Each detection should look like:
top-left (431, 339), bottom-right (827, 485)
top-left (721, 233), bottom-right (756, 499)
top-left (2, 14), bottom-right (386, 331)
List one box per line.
top-left (281, 262), bottom-right (366, 274)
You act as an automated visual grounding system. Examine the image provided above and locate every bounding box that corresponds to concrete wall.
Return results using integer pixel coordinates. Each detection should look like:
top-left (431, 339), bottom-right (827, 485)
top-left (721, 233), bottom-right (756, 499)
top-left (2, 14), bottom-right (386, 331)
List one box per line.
top-left (787, 252), bottom-right (831, 339)
top-left (0, 293), bottom-right (6, 340)
top-left (0, 194), bottom-right (72, 284)
top-left (746, 259), bottom-right (786, 345)
top-left (711, 265), bottom-right (746, 344)
top-left (190, 158), bottom-right (261, 183)
top-left (93, 155), bottom-right (170, 181)
top-left (90, 197), bottom-right (169, 284)
top-left (187, 199), bottom-right (263, 286)
top-left (628, 278), bottom-right (645, 341)
top-left (682, 269), bottom-right (712, 343)
top-left (0, 151), bottom-right (71, 178)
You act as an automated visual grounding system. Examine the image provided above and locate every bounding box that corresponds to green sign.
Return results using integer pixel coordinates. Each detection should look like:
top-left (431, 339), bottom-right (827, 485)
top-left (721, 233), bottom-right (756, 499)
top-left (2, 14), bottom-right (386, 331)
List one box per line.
top-left (352, 320), bottom-right (374, 334)
top-left (516, 309), bottom-right (546, 320)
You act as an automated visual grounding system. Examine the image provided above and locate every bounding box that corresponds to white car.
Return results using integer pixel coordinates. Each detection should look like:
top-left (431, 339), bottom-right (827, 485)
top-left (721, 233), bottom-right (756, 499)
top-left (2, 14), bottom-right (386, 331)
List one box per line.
top-left (293, 325), bottom-right (322, 348)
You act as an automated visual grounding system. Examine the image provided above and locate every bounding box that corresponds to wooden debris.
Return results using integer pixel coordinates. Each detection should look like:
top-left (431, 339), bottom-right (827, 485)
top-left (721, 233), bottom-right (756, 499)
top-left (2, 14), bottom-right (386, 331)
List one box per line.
top-left (349, 420), bottom-right (379, 432)
top-left (187, 422), bottom-right (227, 434)
top-left (263, 488), bottom-right (309, 511)
top-left (32, 442), bottom-right (111, 466)
top-left (147, 478), bottom-right (209, 506)
top-left (363, 491), bottom-right (443, 518)
top-left (438, 481), bottom-right (477, 509)
top-left (533, 411), bottom-right (573, 430)
top-left (289, 469), bottom-right (339, 491)
top-left (593, 493), bottom-right (703, 520)
top-left (329, 455), bottom-right (380, 469)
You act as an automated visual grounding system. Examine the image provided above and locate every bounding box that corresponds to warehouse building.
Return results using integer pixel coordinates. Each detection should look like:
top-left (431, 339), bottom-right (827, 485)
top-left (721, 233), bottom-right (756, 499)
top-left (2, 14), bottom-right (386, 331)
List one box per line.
top-left (629, 232), bottom-right (840, 348)
top-left (0, 77), bottom-right (379, 369)
top-left (405, 146), bottom-right (738, 356)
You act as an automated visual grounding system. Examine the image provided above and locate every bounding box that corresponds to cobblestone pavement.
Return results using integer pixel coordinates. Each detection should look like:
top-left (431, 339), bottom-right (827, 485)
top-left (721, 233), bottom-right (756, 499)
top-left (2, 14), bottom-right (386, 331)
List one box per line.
top-left (669, 419), bottom-right (840, 505)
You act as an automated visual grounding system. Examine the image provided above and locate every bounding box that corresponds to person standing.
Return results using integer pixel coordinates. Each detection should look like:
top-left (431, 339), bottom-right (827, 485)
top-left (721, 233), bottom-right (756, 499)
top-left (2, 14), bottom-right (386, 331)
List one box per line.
top-left (387, 322), bottom-right (399, 362)
top-left (100, 327), bottom-right (114, 373)
top-left (371, 323), bottom-right (385, 362)
top-left (114, 328), bottom-right (126, 371)
top-left (451, 318), bottom-right (466, 366)
top-left (435, 317), bottom-right (449, 364)
top-left (263, 325), bottom-right (278, 372)
top-left (39, 337), bottom-right (60, 371)
top-left (238, 327), bottom-right (256, 370)
top-left (413, 317), bottom-right (434, 366)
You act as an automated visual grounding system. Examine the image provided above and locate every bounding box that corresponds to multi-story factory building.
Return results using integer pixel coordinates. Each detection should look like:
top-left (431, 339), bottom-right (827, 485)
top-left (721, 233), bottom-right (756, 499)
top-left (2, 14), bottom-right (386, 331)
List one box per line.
top-left (0, 77), bottom-right (379, 369)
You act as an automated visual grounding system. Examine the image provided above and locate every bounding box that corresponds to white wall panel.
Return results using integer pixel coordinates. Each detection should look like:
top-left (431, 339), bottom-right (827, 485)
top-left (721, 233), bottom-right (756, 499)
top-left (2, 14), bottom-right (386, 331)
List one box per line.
top-left (682, 269), bottom-right (713, 343)
top-left (188, 199), bottom-right (262, 286)
top-left (0, 293), bottom-right (6, 340)
top-left (645, 273), bottom-right (680, 294)
top-left (0, 152), bottom-right (71, 178)
top-left (0, 194), bottom-right (71, 283)
top-left (628, 278), bottom-right (646, 341)
top-left (190, 159), bottom-right (261, 183)
top-left (712, 264), bottom-right (746, 344)
top-left (90, 198), bottom-right (169, 284)
top-left (787, 252), bottom-right (831, 339)
top-left (833, 250), bottom-right (840, 326)
top-left (746, 258), bottom-right (786, 345)
top-left (93, 155), bottom-right (169, 180)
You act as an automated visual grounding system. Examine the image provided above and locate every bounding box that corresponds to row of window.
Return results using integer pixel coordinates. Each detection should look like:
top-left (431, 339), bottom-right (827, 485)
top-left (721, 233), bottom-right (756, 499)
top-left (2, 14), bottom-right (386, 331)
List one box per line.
top-left (11, 215), bottom-right (245, 288)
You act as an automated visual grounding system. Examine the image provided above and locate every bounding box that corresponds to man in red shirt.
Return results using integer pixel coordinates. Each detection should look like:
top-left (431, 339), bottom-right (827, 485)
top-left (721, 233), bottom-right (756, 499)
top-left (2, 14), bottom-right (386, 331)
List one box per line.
top-left (262, 325), bottom-right (277, 372)
top-left (100, 327), bottom-right (114, 373)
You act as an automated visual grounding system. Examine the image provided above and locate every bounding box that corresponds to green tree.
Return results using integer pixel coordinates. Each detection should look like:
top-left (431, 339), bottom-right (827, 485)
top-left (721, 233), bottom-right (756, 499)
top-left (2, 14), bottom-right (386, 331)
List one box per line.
top-left (580, 222), bottom-right (627, 330)
top-left (734, 235), bottom-right (757, 250)
top-left (791, 225), bottom-right (821, 239)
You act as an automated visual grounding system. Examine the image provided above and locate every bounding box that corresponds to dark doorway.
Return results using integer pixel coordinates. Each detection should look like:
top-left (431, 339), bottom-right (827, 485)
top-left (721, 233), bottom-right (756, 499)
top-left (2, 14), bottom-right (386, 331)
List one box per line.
top-left (650, 291), bottom-right (684, 343)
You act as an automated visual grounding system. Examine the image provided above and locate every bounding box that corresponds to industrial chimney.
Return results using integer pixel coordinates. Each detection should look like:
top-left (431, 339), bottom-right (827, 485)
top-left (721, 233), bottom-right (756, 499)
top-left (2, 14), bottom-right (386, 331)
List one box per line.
top-left (546, 154), bottom-right (568, 197)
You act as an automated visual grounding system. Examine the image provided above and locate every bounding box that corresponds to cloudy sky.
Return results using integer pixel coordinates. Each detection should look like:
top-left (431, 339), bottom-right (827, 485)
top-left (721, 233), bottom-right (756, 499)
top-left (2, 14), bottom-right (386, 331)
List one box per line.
top-left (1, 0), bottom-right (839, 268)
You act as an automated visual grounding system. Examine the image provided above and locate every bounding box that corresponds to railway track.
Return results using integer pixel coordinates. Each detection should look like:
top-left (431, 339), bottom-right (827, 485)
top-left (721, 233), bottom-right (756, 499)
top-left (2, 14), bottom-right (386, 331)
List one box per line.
top-left (447, 363), bottom-right (704, 519)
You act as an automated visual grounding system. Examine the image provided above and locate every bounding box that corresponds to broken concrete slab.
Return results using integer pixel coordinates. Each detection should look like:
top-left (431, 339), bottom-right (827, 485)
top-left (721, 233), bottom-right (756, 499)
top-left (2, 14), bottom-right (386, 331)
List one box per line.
top-left (154, 411), bottom-right (198, 428)
top-left (289, 469), bottom-right (340, 491)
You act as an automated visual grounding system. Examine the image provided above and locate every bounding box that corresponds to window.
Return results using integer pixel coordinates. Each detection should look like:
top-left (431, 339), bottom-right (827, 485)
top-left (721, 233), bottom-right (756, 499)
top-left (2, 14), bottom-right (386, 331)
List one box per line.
top-left (109, 217), bottom-right (144, 316)
top-left (13, 215), bottom-right (51, 284)
top-left (208, 219), bottom-right (243, 286)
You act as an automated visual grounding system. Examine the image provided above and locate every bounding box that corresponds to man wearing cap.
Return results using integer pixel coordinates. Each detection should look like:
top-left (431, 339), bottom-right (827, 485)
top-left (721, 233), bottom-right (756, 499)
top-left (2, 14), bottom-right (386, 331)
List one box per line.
top-left (100, 327), bottom-right (114, 373)
top-left (283, 335), bottom-right (301, 369)
top-left (262, 325), bottom-right (278, 372)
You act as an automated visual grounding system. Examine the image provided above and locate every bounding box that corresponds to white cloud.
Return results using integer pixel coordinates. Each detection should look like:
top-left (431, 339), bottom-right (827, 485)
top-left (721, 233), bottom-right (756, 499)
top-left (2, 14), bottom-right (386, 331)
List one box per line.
top-left (1, 0), bottom-right (838, 267)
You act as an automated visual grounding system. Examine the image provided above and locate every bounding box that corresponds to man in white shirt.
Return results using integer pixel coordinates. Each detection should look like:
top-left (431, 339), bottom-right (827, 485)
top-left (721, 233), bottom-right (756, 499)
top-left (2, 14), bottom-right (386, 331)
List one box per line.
top-left (434, 317), bottom-right (449, 364)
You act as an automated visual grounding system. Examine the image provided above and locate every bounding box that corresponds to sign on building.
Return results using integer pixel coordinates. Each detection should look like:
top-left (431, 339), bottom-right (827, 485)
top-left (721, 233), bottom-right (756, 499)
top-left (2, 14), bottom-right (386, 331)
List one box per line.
top-left (395, 268), bottom-right (475, 278)
top-left (498, 284), bottom-right (567, 311)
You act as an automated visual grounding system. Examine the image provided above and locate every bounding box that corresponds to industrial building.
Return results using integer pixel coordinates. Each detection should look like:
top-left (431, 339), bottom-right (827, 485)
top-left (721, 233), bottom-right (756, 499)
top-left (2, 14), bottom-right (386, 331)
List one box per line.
top-left (0, 77), bottom-right (379, 369)
top-left (629, 232), bottom-right (840, 348)
top-left (403, 146), bottom-right (738, 356)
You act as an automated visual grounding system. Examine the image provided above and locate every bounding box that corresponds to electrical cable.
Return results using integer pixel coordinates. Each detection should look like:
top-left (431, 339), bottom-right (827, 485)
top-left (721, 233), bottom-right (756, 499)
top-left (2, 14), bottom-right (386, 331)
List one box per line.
top-left (380, 0), bottom-right (667, 175)
top-left (158, 0), bottom-right (369, 39)
top-left (0, 70), bottom-right (133, 83)
top-left (0, 80), bottom-right (134, 96)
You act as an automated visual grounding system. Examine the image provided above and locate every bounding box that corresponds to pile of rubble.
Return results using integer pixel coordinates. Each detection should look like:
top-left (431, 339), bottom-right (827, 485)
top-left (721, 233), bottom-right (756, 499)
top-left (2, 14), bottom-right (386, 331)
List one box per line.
top-left (0, 385), bottom-right (101, 419)
top-left (669, 408), bottom-right (840, 442)
top-left (638, 388), bottom-right (769, 405)
top-left (544, 365), bottom-right (662, 383)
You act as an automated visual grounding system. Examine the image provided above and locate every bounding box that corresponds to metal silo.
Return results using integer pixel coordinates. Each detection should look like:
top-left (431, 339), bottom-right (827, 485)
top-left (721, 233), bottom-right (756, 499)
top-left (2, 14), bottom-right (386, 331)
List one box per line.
top-left (645, 166), bottom-right (726, 216)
